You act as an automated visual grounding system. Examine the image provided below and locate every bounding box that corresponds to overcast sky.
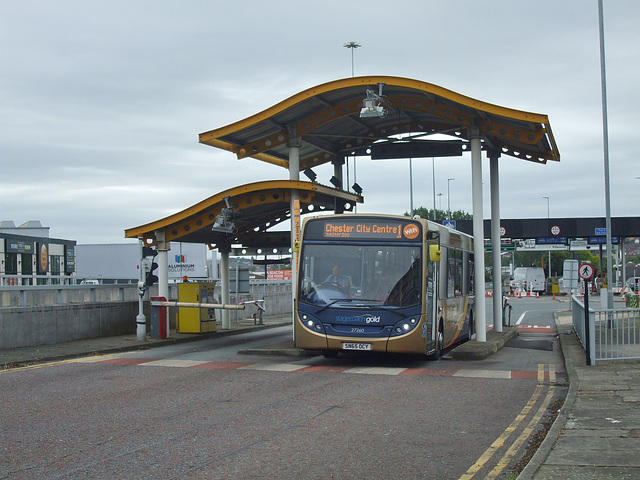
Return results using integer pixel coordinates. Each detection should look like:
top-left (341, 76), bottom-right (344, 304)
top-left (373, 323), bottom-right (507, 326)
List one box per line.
top-left (1, 1), bottom-right (638, 245)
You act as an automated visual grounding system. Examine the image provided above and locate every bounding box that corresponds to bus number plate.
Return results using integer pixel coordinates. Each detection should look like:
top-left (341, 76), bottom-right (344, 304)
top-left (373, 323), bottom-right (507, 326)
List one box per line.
top-left (343, 343), bottom-right (371, 351)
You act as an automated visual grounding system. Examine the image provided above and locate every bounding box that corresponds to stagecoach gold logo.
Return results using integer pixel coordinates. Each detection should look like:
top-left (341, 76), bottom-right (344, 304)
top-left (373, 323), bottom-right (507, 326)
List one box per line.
top-left (403, 223), bottom-right (420, 240)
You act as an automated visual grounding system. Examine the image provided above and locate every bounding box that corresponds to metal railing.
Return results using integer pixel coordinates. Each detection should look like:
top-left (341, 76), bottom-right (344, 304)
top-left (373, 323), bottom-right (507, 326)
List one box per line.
top-left (572, 294), bottom-right (640, 364)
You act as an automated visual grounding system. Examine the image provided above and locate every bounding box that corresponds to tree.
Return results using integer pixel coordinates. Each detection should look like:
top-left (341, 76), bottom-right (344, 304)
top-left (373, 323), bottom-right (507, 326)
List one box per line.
top-left (406, 207), bottom-right (472, 221)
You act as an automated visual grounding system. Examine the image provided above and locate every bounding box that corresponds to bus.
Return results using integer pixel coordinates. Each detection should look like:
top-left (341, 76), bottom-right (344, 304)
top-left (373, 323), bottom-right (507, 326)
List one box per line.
top-left (295, 214), bottom-right (475, 359)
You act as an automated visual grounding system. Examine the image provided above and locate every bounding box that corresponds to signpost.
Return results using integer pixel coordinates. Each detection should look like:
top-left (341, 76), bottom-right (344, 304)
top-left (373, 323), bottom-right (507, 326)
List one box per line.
top-left (579, 263), bottom-right (596, 365)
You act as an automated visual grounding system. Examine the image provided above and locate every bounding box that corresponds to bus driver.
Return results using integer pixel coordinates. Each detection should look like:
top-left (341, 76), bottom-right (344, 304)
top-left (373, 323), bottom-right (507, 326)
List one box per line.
top-left (325, 264), bottom-right (351, 294)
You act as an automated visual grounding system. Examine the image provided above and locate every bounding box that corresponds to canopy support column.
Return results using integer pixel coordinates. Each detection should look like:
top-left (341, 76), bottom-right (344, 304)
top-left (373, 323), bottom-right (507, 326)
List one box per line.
top-left (220, 245), bottom-right (231, 329)
top-left (471, 132), bottom-right (486, 342)
top-left (489, 150), bottom-right (503, 333)
top-left (288, 127), bottom-right (301, 340)
top-left (155, 230), bottom-right (170, 337)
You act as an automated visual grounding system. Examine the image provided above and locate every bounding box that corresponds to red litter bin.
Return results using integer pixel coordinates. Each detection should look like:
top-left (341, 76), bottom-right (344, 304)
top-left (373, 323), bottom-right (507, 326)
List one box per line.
top-left (150, 296), bottom-right (167, 339)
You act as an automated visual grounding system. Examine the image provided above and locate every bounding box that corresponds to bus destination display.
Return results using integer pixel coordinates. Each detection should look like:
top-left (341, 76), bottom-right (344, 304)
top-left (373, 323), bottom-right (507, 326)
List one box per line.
top-left (321, 220), bottom-right (421, 240)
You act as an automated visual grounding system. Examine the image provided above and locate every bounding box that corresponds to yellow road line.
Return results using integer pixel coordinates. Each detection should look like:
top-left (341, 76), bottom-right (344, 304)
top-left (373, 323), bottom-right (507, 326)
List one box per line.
top-left (0, 353), bottom-right (122, 374)
top-left (458, 386), bottom-right (543, 479)
top-left (459, 364), bottom-right (553, 480)
top-left (485, 383), bottom-right (555, 478)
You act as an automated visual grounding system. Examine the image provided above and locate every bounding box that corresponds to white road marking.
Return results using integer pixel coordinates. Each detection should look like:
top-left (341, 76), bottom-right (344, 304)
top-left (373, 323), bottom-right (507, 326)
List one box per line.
top-left (343, 366), bottom-right (408, 375)
top-left (141, 359), bottom-right (210, 368)
top-left (453, 369), bottom-right (512, 379)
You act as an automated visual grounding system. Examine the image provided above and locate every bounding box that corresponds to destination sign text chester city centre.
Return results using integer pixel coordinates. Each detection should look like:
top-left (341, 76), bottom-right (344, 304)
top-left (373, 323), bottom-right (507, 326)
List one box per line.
top-left (322, 220), bottom-right (421, 240)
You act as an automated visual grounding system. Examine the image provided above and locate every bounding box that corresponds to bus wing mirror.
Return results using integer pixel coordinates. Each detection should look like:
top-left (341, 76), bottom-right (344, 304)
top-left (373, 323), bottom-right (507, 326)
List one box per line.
top-left (429, 244), bottom-right (441, 262)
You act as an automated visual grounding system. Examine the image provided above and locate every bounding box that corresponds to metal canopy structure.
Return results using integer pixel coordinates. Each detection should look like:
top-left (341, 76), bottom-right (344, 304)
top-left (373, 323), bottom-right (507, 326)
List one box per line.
top-left (124, 180), bottom-right (362, 250)
top-left (199, 75), bottom-right (560, 169)
top-left (129, 75), bottom-right (559, 342)
top-left (198, 75), bottom-right (561, 342)
top-left (124, 180), bottom-right (361, 337)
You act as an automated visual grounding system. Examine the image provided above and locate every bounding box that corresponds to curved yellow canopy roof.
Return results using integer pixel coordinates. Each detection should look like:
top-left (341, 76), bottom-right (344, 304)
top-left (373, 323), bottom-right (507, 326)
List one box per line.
top-left (199, 75), bottom-right (559, 170)
top-left (125, 180), bottom-right (362, 248)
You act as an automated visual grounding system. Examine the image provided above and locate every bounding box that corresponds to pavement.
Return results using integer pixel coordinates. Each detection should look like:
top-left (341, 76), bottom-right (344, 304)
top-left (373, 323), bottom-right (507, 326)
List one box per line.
top-left (518, 311), bottom-right (640, 480)
top-left (2, 311), bottom-right (639, 478)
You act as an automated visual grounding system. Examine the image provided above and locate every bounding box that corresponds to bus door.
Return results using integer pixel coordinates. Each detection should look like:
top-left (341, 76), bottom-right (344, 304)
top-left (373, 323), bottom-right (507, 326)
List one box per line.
top-left (425, 243), bottom-right (441, 354)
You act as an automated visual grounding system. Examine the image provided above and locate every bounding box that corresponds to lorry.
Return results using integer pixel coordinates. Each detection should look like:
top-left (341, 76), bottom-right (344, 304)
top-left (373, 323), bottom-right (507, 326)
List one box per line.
top-left (509, 267), bottom-right (546, 293)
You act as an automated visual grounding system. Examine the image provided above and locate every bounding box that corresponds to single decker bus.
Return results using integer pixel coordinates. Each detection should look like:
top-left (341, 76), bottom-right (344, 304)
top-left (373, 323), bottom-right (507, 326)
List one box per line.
top-left (295, 214), bottom-right (475, 358)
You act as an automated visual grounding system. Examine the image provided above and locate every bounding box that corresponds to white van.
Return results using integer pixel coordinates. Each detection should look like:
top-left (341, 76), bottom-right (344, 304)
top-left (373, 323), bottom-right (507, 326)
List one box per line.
top-left (509, 267), bottom-right (546, 293)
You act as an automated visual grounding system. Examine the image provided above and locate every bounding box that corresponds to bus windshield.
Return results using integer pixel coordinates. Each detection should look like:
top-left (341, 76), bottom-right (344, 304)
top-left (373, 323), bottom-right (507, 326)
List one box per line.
top-left (298, 243), bottom-right (422, 308)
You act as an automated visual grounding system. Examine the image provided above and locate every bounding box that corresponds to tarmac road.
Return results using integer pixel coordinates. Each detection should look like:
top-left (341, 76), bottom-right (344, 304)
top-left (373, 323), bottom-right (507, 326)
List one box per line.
top-left (0, 299), bottom-right (567, 480)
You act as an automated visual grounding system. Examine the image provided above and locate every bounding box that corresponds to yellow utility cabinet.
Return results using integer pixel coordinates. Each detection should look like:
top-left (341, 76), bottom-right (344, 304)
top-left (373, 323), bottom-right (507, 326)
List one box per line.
top-left (177, 281), bottom-right (217, 333)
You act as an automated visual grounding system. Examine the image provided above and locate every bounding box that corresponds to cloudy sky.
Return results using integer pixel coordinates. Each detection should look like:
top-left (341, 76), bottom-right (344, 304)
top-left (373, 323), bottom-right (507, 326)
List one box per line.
top-left (1, 1), bottom-right (638, 245)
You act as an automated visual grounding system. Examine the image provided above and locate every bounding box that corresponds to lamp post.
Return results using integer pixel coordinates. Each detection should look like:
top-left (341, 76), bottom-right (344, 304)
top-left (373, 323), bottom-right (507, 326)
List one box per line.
top-left (432, 158), bottom-right (437, 221)
top-left (543, 196), bottom-right (551, 277)
top-left (598, 0), bottom-right (613, 310)
top-left (344, 41), bottom-right (361, 211)
top-left (447, 178), bottom-right (455, 220)
top-left (409, 158), bottom-right (414, 217)
top-left (343, 41), bottom-right (361, 77)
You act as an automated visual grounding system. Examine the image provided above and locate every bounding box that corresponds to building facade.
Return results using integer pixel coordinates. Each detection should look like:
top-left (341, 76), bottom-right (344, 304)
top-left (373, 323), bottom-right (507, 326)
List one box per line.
top-left (0, 221), bottom-right (76, 286)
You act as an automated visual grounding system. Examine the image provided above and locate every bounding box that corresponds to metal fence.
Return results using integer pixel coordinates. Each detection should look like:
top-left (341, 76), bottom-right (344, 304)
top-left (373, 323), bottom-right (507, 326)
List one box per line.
top-left (572, 294), bottom-right (640, 364)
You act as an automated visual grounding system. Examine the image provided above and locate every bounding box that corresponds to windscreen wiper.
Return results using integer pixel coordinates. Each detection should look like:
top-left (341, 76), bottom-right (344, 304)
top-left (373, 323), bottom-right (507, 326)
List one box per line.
top-left (360, 303), bottom-right (405, 318)
top-left (314, 298), bottom-right (354, 314)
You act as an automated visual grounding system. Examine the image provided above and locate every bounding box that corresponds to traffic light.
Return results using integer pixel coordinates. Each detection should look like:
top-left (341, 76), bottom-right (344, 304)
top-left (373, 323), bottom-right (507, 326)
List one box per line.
top-left (142, 247), bottom-right (159, 286)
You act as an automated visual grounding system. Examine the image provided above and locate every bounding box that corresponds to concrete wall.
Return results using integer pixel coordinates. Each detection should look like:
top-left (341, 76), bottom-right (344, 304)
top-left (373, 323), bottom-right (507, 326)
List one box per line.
top-left (0, 281), bottom-right (293, 349)
top-left (0, 302), bottom-right (137, 349)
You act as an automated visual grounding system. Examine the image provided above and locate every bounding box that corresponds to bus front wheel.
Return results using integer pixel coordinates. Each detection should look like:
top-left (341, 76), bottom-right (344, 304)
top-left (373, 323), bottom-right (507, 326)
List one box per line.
top-left (322, 350), bottom-right (339, 358)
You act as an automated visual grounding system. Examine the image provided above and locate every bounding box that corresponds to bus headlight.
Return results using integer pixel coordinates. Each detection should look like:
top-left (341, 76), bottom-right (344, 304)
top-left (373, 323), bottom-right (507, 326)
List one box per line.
top-left (299, 312), bottom-right (325, 334)
top-left (391, 317), bottom-right (419, 337)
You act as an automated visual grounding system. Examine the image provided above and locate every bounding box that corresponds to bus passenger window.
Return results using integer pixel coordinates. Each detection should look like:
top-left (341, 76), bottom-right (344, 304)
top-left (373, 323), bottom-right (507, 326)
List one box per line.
top-left (447, 249), bottom-right (463, 297)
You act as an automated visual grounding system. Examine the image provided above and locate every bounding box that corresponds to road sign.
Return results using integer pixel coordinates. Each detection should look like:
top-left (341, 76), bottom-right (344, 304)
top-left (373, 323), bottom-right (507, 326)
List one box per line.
top-left (563, 259), bottom-right (579, 290)
top-left (484, 238), bottom-right (515, 252)
top-left (536, 237), bottom-right (568, 245)
top-left (588, 236), bottom-right (620, 245)
top-left (570, 239), bottom-right (588, 250)
top-left (578, 263), bottom-right (595, 281)
top-left (443, 220), bottom-right (456, 229)
top-left (595, 227), bottom-right (607, 235)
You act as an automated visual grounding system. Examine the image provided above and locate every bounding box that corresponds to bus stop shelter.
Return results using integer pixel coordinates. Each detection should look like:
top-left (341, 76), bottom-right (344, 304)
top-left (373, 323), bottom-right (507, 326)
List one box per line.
top-left (129, 75), bottom-right (560, 342)
top-left (125, 180), bottom-right (362, 332)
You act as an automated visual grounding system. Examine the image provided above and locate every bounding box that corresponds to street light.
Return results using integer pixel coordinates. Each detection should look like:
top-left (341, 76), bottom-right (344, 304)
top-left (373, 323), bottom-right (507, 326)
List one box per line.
top-left (543, 196), bottom-right (551, 277)
top-left (343, 41), bottom-right (361, 211)
top-left (343, 41), bottom-right (361, 77)
top-left (447, 178), bottom-right (455, 220)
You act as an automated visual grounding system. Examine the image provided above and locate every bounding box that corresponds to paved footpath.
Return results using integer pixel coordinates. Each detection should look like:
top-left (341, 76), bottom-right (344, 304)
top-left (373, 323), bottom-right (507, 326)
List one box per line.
top-left (519, 312), bottom-right (640, 479)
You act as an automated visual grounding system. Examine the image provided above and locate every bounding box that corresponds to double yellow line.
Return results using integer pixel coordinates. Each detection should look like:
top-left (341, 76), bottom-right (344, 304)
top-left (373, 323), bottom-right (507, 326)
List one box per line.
top-left (0, 353), bottom-right (121, 375)
top-left (459, 364), bottom-right (557, 480)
